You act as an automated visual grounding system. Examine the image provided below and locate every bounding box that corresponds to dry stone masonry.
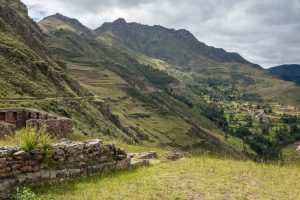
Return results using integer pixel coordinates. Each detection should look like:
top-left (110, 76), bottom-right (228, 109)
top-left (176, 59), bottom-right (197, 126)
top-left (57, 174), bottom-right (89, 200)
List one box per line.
top-left (0, 139), bottom-right (130, 196)
top-left (0, 108), bottom-right (73, 138)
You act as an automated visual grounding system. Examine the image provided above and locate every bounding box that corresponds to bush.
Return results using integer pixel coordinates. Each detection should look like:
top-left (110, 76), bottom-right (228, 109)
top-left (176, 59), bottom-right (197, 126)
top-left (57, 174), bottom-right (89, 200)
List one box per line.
top-left (10, 188), bottom-right (38, 200)
top-left (235, 127), bottom-right (251, 139)
top-left (15, 127), bottom-right (53, 151)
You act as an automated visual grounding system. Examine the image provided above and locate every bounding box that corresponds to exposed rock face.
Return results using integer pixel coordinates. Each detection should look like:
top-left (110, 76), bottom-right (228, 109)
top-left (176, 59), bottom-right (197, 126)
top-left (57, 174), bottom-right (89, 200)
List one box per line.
top-left (0, 108), bottom-right (74, 138)
top-left (0, 139), bottom-right (130, 196)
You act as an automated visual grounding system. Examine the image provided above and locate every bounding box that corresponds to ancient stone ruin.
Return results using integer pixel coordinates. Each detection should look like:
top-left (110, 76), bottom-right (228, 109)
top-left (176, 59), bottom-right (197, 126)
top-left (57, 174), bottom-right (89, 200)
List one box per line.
top-left (0, 108), bottom-right (73, 138)
top-left (0, 139), bottom-right (130, 196)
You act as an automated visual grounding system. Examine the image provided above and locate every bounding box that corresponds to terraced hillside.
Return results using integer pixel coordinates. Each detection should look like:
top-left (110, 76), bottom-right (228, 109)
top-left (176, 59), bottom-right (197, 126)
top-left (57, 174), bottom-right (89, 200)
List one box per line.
top-left (38, 14), bottom-right (245, 156)
top-left (0, 1), bottom-right (242, 158)
top-left (0, 0), bottom-right (161, 144)
top-left (38, 13), bottom-right (300, 161)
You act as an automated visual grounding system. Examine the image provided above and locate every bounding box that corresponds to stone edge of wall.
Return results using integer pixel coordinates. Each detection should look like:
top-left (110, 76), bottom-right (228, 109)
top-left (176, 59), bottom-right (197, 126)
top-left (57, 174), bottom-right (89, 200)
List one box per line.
top-left (0, 158), bottom-right (130, 198)
top-left (0, 139), bottom-right (132, 197)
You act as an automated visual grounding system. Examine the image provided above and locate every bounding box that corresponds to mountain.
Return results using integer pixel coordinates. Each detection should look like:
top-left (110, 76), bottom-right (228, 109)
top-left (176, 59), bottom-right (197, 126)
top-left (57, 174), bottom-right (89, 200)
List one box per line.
top-left (94, 18), bottom-right (300, 105)
top-left (0, 0), bottom-right (156, 145)
top-left (0, 0), bottom-right (89, 98)
top-left (268, 64), bottom-right (300, 85)
top-left (39, 13), bottom-right (95, 37)
top-left (37, 13), bottom-right (300, 158)
top-left (2, 1), bottom-right (300, 160)
top-left (95, 18), bottom-right (256, 68)
top-left (38, 14), bottom-right (245, 157)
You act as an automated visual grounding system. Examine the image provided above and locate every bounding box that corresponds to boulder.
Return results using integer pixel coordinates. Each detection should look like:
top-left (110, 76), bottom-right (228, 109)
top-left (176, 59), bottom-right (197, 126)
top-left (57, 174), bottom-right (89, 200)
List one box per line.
top-left (166, 150), bottom-right (184, 161)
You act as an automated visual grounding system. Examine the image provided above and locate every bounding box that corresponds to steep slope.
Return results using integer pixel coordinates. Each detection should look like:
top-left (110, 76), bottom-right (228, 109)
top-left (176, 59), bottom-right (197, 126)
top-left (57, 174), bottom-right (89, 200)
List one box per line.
top-left (38, 14), bottom-right (243, 157)
top-left (0, 0), bottom-right (150, 144)
top-left (0, 0), bottom-right (89, 98)
top-left (269, 64), bottom-right (300, 85)
top-left (95, 18), bottom-right (300, 105)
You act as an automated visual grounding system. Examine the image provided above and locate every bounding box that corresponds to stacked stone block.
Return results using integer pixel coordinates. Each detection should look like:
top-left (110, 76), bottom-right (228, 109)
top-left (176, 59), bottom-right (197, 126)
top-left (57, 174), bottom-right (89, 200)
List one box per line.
top-left (0, 139), bottom-right (130, 196)
top-left (0, 108), bottom-right (74, 138)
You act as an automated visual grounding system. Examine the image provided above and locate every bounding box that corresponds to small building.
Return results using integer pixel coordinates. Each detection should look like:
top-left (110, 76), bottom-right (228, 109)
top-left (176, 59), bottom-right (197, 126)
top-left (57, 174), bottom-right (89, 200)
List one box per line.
top-left (0, 108), bottom-right (73, 138)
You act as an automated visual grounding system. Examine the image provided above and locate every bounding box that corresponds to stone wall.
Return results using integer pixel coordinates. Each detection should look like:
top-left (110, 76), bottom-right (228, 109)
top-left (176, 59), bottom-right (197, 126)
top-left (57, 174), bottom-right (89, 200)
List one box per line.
top-left (0, 122), bottom-right (15, 138)
top-left (0, 139), bottom-right (130, 196)
top-left (26, 118), bottom-right (73, 138)
top-left (0, 108), bottom-right (74, 138)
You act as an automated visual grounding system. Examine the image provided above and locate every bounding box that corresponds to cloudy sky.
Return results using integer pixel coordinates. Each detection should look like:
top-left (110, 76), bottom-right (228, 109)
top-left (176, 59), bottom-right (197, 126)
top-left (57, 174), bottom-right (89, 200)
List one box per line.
top-left (22, 0), bottom-right (300, 68)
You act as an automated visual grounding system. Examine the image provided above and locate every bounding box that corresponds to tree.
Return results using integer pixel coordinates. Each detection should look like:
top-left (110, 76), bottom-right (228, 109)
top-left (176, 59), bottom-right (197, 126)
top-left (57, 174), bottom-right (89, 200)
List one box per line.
top-left (229, 112), bottom-right (235, 122)
top-left (200, 103), bottom-right (228, 131)
top-left (281, 114), bottom-right (298, 124)
top-left (245, 134), bottom-right (281, 161)
top-left (235, 127), bottom-right (251, 139)
top-left (261, 122), bottom-right (272, 135)
top-left (275, 127), bottom-right (294, 146)
top-left (290, 124), bottom-right (298, 135)
top-left (245, 115), bottom-right (253, 127)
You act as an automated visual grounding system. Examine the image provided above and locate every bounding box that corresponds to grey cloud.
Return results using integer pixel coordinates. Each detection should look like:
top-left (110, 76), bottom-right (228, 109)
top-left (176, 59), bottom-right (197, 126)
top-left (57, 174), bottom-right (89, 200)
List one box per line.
top-left (22, 0), bottom-right (300, 68)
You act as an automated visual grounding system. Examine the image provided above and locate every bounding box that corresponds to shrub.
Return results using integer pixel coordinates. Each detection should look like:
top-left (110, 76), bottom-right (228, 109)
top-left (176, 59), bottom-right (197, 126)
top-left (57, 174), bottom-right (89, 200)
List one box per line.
top-left (10, 188), bottom-right (38, 200)
top-left (15, 127), bottom-right (53, 151)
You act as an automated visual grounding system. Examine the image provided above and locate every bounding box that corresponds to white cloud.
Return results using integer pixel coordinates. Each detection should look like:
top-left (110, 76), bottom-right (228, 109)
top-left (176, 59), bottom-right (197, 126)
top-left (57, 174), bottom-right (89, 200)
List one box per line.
top-left (22, 0), bottom-right (300, 68)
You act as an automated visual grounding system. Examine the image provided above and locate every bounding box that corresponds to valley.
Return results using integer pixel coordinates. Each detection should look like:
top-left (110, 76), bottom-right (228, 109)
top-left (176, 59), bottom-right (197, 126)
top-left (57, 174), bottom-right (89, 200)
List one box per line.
top-left (0, 0), bottom-right (299, 199)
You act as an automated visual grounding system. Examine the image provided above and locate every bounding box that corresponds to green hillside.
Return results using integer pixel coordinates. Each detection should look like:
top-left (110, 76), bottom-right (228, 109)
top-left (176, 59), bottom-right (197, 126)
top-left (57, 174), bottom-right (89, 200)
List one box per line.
top-left (0, 0), bottom-right (89, 98)
top-left (37, 13), bottom-right (300, 162)
top-left (95, 18), bottom-right (300, 106)
top-left (1, 0), bottom-right (300, 160)
top-left (0, 0), bottom-right (155, 144)
top-left (0, 1), bottom-right (300, 199)
top-left (37, 14), bottom-right (242, 157)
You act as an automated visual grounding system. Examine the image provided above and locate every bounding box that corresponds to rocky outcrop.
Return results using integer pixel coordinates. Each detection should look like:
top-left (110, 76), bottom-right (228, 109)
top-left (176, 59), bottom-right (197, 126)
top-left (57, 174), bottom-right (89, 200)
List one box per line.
top-left (0, 139), bottom-right (130, 196)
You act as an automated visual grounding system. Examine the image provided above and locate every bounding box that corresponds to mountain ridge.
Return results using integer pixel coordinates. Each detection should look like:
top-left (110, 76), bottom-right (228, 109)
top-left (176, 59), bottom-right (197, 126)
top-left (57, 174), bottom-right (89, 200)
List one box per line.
top-left (268, 64), bottom-right (300, 85)
top-left (95, 17), bottom-right (257, 66)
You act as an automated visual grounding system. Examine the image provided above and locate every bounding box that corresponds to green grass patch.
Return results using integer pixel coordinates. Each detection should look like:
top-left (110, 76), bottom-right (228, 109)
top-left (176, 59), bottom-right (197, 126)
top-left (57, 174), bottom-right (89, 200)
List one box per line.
top-left (35, 157), bottom-right (300, 200)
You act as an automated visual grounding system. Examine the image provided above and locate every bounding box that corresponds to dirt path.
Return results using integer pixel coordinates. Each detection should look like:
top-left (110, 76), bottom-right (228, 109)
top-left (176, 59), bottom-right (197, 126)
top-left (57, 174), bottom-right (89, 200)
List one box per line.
top-left (0, 96), bottom-right (98, 102)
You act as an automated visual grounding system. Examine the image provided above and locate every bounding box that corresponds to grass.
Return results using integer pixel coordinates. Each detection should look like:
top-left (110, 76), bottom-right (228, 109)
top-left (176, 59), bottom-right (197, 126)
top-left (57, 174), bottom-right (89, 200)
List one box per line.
top-left (35, 157), bottom-right (300, 200)
top-left (0, 128), bottom-right (54, 150)
top-left (227, 135), bottom-right (255, 155)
